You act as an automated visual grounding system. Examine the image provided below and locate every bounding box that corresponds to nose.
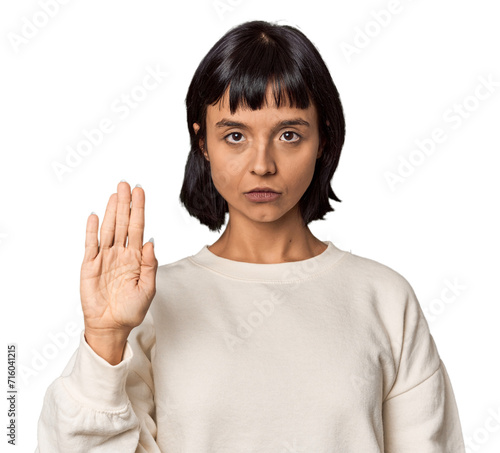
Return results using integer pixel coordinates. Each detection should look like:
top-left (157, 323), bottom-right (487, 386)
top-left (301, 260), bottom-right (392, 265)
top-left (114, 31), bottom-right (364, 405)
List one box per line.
top-left (249, 140), bottom-right (277, 175)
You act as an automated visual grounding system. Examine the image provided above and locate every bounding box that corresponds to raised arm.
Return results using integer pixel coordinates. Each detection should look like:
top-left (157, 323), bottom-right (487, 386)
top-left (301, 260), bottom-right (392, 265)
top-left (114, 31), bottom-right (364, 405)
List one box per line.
top-left (35, 180), bottom-right (160, 452)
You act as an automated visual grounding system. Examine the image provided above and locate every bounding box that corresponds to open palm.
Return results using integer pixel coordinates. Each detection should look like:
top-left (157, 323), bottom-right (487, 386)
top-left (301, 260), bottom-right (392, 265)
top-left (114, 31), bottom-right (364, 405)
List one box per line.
top-left (80, 181), bottom-right (158, 336)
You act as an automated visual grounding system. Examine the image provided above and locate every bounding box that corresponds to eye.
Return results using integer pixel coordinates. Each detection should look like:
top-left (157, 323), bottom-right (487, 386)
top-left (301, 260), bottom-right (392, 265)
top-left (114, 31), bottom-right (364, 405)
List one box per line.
top-left (224, 132), bottom-right (245, 144)
top-left (280, 131), bottom-right (301, 142)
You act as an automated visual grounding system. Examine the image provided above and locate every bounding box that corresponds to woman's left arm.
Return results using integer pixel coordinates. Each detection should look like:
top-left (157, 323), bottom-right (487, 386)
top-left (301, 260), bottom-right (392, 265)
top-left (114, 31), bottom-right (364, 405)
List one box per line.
top-left (382, 283), bottom-right (466, 453)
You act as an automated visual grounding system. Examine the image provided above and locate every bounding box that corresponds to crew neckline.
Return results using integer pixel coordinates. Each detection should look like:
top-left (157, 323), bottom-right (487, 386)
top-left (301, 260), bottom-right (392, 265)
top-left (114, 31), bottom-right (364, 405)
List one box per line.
top-left (188, 240), bottom-right (347, 282)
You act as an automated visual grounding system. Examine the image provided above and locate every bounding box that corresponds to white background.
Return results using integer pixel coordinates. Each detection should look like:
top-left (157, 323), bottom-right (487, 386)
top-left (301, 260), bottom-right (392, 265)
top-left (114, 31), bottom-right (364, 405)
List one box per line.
top-left (1, 0), bottom-right (499, 451)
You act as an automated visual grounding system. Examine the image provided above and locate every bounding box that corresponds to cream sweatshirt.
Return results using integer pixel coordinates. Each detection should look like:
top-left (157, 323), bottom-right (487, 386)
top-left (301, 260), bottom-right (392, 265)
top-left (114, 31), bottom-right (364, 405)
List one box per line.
top-left (35, 240), bottom-right (466, 452)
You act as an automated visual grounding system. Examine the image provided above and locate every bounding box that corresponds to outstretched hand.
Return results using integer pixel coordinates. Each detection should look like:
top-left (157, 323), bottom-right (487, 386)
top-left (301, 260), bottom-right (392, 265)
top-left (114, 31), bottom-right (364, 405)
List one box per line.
top-left (80, 180), bottom-right (158, 339)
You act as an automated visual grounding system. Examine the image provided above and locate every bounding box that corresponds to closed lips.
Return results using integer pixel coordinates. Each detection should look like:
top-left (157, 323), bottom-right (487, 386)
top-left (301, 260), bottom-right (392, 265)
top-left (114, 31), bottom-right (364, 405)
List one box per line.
top-left (246, 187), bottom-right (280, 193)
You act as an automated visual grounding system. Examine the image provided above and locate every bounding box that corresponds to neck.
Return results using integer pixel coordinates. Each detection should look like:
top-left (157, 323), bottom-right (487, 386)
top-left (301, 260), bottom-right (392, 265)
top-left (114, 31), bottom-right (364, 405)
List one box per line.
top-left (208, 206), bottom-right (326, 264)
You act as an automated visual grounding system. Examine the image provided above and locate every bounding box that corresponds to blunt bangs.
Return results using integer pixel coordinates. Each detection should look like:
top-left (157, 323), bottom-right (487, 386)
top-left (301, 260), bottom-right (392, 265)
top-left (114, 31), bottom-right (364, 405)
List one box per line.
top-left (208, 38), bottom-right (313, 114)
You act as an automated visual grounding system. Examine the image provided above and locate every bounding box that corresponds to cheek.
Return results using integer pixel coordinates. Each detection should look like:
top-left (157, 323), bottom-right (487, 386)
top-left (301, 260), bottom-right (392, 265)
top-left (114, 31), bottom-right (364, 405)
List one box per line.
top-left (284, 152), bottom-right (317, 187)
top-left (209, 155), bottom-right (245, 196)
top-left (290, 167), bottom-right (315, 193)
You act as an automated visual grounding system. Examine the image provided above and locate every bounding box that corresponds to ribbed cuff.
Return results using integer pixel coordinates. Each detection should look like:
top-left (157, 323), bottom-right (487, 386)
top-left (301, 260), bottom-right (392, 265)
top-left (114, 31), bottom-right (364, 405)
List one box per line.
top-left (61, 330), bottom-right (134, 411)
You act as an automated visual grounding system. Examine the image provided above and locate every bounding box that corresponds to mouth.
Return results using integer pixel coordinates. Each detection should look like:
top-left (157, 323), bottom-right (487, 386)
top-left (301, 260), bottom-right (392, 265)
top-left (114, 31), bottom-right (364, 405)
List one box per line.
top-left (244, 191), bottom-right (282, 202)
top-left (244, 187), bottom-right (281, 194)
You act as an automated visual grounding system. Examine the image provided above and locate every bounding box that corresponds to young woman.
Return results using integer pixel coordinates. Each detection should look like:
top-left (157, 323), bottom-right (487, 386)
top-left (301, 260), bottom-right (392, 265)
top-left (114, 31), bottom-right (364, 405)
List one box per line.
top-left (36, 20), bottom-right (466, 452)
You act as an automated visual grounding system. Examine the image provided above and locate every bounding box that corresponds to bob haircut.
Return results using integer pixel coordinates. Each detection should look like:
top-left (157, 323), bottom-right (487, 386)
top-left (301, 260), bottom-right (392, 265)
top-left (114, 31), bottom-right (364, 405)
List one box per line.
top-left (180, 20), bottom-right (345, 232)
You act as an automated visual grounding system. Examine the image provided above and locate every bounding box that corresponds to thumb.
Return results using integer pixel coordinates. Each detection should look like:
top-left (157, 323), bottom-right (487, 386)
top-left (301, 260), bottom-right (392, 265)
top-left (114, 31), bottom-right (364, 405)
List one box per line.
top-left (139, 238), bottom-right (158, 293)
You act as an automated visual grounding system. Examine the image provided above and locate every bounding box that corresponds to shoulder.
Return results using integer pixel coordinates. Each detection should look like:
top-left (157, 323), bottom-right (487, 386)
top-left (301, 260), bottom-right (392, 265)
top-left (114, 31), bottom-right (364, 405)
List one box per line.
top-left (337, 250), bottom-right (431, 355)
top-left (157, 249), bottom-right (202, 277)
top-left (342, 248), bottom-right (413, 292)
top-left (337, 248), bottom-right (421, 316)
top-left (158, 255), bottom-right (192, 274)
top-left (155, 251), bottom-right (207, 293)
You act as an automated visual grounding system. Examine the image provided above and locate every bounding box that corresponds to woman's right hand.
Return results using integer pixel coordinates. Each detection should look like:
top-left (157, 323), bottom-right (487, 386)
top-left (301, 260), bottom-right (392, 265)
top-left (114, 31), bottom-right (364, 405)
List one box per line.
top-left (80, 181), bottom-right (158, 346)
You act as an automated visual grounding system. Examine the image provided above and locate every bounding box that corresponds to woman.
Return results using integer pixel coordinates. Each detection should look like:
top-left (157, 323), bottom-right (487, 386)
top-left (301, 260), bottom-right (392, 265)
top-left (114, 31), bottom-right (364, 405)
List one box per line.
top-left (36, 20), bottom-right (466, 452)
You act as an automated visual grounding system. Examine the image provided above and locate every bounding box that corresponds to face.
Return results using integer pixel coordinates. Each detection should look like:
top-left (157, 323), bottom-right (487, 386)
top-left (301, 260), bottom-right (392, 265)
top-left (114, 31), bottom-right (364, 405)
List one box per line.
top-left (193, 83), bottom-right (325, 226)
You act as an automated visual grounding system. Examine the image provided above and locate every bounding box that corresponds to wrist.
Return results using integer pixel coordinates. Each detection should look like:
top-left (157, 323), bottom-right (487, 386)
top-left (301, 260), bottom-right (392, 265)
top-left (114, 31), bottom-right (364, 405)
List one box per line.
top-left (84, 328), bottom-right (131, 365)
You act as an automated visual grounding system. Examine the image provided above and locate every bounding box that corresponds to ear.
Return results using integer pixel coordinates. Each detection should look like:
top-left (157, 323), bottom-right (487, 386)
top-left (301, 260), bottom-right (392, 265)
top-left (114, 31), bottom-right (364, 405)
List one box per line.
top-left (317, 120), bottom-right (330, 159)
top-left (317, 135), bottom-right (326, 159)
top-left (193, 123), bottom-right (209, 161)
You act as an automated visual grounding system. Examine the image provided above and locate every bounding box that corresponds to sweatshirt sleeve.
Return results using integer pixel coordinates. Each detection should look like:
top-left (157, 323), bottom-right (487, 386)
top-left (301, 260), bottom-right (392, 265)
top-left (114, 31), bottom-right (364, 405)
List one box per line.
top-left (35, 310), bottom-right (159, 453)
top-left (382, 282), bottom-right (466, 453)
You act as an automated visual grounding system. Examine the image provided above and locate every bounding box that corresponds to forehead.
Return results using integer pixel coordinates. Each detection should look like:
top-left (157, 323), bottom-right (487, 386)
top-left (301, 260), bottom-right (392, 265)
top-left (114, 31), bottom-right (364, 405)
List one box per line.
top-left (206, 83), bottom-right (318, 124)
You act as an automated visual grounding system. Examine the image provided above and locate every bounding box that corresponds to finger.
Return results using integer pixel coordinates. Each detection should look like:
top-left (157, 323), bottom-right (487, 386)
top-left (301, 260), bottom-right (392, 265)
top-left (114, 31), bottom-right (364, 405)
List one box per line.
top-left (83, 212), bottom-right (99, 262)
top-left (115, 181), bottom-right (131, 247)
top-left (138, 240), bottom-right (158, 297)
top-left (100, 193), bottom-right (118, 249)
top-left (127, 185), bottom-right (145, 250)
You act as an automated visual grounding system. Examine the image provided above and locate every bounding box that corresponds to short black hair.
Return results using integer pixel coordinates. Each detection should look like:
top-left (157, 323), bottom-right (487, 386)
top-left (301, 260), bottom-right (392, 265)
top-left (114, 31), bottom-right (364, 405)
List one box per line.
top-left (180, 20), bottom-right (345, 232)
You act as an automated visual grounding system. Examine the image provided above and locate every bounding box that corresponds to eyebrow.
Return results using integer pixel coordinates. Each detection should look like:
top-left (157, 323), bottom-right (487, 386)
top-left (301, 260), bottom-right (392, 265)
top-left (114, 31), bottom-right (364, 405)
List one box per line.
top-left (215, 118), bottom-right (311, 129)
